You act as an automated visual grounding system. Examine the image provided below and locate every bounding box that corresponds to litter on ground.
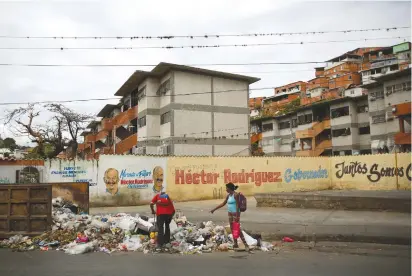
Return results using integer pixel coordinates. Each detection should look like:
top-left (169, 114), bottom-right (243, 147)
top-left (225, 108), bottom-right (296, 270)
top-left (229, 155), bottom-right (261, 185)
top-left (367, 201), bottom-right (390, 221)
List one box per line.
top-left (0, 197), bottom-right (278, 255)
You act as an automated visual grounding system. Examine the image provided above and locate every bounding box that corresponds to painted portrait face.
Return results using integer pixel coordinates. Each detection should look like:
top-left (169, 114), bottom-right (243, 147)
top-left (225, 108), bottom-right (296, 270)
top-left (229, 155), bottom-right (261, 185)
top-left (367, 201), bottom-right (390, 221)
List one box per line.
top-left (104, 168), bottom-right (119, 195)
top-left (153, 166), bottom-right (164, 193)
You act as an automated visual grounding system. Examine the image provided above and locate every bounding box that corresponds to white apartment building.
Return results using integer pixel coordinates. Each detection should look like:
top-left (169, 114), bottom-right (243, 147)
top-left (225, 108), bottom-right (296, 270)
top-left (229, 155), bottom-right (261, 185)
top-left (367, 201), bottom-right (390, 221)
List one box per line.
top-left (114, 63), bottom-right (260, 156)
top-left (362, 68), bottom-right (411, 153)
top-left (257, 94), bottom-right (372, 156)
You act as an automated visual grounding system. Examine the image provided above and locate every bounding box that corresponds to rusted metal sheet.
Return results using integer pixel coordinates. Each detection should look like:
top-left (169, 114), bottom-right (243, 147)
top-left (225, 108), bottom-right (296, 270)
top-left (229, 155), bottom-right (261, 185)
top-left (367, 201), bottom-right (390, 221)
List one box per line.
top-left (0, 184), bottom-right (52, 238)
top-left (51, 182), bottom-right (89, 213)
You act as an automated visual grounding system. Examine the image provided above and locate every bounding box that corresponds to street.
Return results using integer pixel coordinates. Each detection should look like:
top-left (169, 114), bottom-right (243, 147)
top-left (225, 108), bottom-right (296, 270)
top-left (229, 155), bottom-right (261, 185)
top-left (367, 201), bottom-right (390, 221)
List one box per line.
top-left (1, 245), bottom-right (410, 276)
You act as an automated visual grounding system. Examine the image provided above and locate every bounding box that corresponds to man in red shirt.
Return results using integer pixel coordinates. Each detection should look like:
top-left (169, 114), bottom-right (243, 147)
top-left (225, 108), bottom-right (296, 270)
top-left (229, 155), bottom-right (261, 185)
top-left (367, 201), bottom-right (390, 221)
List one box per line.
top-left (150, 192), bottom-right (175, 251)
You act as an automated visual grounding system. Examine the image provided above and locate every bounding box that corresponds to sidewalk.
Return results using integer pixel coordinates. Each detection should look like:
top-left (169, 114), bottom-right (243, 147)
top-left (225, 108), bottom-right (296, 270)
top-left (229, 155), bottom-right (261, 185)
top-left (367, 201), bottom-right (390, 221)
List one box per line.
top-left (90, 197), bottom-right (411, 245)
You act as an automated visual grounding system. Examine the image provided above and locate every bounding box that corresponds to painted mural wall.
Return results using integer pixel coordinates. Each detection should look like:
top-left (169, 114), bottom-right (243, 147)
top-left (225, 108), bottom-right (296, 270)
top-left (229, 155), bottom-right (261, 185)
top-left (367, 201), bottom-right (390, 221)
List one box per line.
top-left (93, 155), bottom-right (167, 207)
top-left (0, 153), bottom-right (410, 206)
top-left (166, 156), bottom-right (331, 201)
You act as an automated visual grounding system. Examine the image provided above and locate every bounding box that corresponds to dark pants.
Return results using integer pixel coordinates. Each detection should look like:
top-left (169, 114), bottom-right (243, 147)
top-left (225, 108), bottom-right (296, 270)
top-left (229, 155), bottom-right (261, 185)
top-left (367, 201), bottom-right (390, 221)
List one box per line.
top-left (156, 214), bottom-right (172, 246)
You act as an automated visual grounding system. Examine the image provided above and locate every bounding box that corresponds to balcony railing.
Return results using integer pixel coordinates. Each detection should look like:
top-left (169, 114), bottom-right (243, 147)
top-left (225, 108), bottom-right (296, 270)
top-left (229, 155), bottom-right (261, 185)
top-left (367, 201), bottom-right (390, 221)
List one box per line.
top-left (394, 132), bottom-right (411, 145)
top-left (295, 120), bottom-right (331, 139)
top-left (115, 133), bottom-right (138, 154)
top-left (296, 139), bottom-right (332, 156)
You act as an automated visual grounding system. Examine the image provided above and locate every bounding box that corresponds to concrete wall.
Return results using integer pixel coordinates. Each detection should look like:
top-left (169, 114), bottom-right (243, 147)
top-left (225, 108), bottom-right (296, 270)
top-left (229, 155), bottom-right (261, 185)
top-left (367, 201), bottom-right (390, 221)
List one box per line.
top-left (0, 153), bottom-right (410, 206)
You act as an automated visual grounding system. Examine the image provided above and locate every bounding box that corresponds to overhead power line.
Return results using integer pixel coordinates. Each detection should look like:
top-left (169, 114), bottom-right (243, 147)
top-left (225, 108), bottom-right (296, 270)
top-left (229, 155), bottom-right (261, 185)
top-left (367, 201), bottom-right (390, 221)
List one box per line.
top-left (0, 86), bottom-right (275, 106)
top-left (0, 76), bottom-right (382, 106)
top-left (0, 26), bottom-right (409, 40)
top-left (0, 36), bottom-right (409, 51)
top-left (1, 58), bottom-right (409, 68)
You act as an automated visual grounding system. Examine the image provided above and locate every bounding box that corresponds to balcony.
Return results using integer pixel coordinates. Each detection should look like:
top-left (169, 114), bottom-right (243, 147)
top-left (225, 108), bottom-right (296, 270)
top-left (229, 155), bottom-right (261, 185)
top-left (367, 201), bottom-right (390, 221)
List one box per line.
top-left (295, 120), bottom-right (331, 139)
top-left (394, 132), bottom-right (411, 145)
top-left (251, 133), bottom-right (262, 144)
top-left (115, 133), bottom-right (138, 154)
top-left (296, 139), bottom-right (332, 157)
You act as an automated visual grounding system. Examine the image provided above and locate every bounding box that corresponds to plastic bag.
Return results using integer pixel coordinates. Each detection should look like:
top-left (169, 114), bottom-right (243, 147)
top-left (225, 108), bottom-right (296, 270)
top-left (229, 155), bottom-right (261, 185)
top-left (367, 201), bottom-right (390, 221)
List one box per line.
top-left (120, 236), bottom-right (142, 251)
top-left (243, 231), bottom-right (258, 246)
top-left (118, 216), bottom-right (137, 232)
top-left (169, 219), bottom-right (178, 235)
top-left (232, 222), bottom-right (240, 239)
top-left (90, 219), bottom-right (110, 229)
top-left (135, 217), bottom-right (153, 232)
top-left (65, 242), bottom-right (96, 255)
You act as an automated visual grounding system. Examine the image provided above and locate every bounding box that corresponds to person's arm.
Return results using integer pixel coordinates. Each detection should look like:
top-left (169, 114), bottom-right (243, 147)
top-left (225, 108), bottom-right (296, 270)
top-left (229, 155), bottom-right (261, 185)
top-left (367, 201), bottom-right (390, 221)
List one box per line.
top-left (210, 195), bottom-right (228, 214)
top-left (150, 195), bottom-right (158, 214)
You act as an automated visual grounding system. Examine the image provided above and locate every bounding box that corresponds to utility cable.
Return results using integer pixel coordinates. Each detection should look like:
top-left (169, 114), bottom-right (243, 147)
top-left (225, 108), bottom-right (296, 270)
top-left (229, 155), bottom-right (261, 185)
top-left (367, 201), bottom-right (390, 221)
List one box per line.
top-left (0, 36), bottom-right (409, 51)
top-left (0, 26), bottom-right (408, 40)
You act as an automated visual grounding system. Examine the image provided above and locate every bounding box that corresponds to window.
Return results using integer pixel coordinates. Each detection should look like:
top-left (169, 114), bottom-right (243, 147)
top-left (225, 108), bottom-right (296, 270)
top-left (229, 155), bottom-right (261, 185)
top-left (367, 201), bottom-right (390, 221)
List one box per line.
top-left (358, 126), bottom-right (370, 135)
top-left (291, 118), bottom-right (298, 128)
top-left (262, 123), bottom-right (273, 132)
top-left (298, 114), bottom-right (312, 125)
top-left (357, 105), bottom-right (369, 113)
top-left (136, 86), bottom-right (147, 102)
top-left (386, 82), bottom-right (411, 95)
top-left (331, 106), bottom-right (349, 119)
top-left (160, 111), bottom-right (171, 125)
top-left (372, 114), bottom-right (385, 124)
top-left (278, 121), bottom-right (291, 130)
top-left (157, 79), bottom-right (171, 95)
top-left (332, 128), bottom-right (351, 137)
top-left (138, 116), bottom-right (146, 128)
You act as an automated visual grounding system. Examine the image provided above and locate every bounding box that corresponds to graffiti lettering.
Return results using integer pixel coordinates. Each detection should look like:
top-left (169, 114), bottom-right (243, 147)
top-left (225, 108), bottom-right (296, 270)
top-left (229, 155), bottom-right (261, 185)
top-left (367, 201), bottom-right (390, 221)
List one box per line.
top-left (0, 177), bottom-right (10, 184)
top-left (175, 169), bottom-right (281, 186)
top-left (120, 169), bottom-right (151, 178)
top-left (175, 170), bottom-right (219, 184)
top-left (335, 161), bottom-right (368, 178)
top-left (284, 167), bottom-right (328, 183)
top-left (223, 169), bottom-right (281, 186)
top-left (335, 161), bottom-right (411, 183)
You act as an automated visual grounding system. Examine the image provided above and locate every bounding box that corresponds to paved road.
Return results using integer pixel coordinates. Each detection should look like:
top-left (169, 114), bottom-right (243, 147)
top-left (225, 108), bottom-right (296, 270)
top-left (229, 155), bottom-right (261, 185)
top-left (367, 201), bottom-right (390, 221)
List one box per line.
top-left (91, 197), bottom-right (411, 244)
top-left (1, 246), bottom-right (410, 276)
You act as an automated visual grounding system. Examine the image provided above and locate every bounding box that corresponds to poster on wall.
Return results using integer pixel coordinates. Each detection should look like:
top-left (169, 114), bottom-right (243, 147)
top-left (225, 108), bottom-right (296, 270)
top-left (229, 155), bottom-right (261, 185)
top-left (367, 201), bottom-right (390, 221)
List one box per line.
top-left (94, 155), bottom-right (167, 207)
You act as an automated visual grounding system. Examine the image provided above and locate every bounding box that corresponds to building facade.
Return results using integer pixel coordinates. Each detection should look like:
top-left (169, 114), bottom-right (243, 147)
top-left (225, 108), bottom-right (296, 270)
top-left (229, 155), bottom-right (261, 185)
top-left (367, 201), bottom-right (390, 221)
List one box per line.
top-left (79, 63), bottom-right (259, 158)
top-left (250, 42), bottom-right (411, 157)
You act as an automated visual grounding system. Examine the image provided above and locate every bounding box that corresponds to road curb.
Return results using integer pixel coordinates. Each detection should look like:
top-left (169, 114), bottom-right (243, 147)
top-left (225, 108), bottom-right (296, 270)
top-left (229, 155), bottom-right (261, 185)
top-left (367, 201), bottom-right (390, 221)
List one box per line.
top-left (258, 232), bottom-right (411, 246)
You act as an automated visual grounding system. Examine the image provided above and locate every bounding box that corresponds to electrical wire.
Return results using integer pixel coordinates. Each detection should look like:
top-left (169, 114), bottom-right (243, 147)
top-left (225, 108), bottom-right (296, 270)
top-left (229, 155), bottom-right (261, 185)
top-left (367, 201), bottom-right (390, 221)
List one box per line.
top-left (1, 57), bottom-right (409, 67)
top-left (0, 36), bottom-right (409, 51)
top-left (0, 26), bottom-right (408, 40)
top-left (0, 73), bottom-right (406, 106)
top-left (0, 86), bottom-right (275, 106)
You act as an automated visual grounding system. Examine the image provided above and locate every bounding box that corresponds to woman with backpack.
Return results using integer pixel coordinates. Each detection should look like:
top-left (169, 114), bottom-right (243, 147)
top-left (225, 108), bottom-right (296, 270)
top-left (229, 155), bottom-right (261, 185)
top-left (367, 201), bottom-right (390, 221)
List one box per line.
top-left (210, 182), bottom-right (249, 251)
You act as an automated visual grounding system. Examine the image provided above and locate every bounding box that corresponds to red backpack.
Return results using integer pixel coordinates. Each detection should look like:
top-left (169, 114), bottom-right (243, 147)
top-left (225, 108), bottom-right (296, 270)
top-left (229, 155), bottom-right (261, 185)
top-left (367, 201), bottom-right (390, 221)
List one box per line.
top-left (237, 193), bottom-right (247, 212)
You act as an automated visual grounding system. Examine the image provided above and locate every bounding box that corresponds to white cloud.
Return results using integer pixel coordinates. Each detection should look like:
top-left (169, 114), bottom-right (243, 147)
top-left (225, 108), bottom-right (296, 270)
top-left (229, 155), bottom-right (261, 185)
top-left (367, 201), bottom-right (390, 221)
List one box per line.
top-left (0, 0), bottom-right (410, 144)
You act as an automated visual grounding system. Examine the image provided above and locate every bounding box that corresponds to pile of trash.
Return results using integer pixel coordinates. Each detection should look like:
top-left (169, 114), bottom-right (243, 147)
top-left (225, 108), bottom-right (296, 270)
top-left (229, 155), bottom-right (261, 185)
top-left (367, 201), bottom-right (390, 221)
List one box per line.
top-left (0, 197), bottom-right (277, 255)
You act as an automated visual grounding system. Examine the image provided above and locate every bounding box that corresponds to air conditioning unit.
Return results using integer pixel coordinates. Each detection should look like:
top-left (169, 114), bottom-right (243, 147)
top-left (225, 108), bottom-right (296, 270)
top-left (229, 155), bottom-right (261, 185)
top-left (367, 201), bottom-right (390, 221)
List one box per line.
top-left (370, 97), bottom-right (376, 101)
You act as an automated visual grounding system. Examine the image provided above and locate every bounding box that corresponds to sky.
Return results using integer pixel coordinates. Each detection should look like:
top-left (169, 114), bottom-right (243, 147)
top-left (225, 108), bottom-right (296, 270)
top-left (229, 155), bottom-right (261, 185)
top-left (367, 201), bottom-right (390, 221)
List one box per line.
top-left (0, 0), bottom-right (410, 146)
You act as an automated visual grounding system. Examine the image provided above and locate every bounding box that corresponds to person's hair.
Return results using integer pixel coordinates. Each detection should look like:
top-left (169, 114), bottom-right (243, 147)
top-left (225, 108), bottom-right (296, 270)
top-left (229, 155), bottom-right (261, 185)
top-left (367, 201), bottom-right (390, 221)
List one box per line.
top-left (226, 182), bottom-right (238, 191)
top-left (153, 166), bottom-right (163, 175)
top-left (104, 168), bottom-right (118, 177)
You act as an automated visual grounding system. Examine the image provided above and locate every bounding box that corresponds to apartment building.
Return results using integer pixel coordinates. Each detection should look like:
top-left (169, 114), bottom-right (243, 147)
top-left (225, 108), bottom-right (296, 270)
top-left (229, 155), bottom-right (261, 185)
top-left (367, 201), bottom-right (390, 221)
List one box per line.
top-left (254, 94), bottom-right (371, 156)
top-left (250, 42), bottom-right (411, 156)
top-left (362, 68), bottom-right (411, 153)
top-left (78, 101), bottom-right (139, 159)
top-left (361, 42), bottom-right (411, 84)
top-left (112, 63), bottom-right (259, 156)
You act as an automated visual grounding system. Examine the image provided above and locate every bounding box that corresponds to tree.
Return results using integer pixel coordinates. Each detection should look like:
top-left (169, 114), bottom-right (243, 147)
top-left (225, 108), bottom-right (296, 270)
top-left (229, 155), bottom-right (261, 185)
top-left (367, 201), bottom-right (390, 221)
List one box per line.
top-left (4, 103), bottom-right (93, 159)
top-left (1, 137), bottom-right (18, 151)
